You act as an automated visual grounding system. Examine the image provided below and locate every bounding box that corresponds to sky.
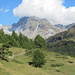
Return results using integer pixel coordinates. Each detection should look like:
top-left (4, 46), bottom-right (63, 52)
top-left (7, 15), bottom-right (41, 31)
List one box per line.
top-left (0, 0), bottom-right (75, 26)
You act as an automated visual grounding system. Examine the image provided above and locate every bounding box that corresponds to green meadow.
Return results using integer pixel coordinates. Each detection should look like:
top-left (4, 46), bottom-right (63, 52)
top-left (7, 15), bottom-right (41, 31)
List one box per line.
top-left (0, 47), bottom-right (75, 75)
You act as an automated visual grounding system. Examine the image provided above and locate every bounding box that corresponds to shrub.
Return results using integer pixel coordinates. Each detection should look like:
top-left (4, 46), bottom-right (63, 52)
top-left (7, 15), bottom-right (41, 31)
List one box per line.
top-left (2, 44), bottom-right (11, 48)
top-left (68, 61), bottom-right (73, 63)
top-left (56, 69), bottom-right (61, 72)
top-left (51, 63), bottom-right (64, 67)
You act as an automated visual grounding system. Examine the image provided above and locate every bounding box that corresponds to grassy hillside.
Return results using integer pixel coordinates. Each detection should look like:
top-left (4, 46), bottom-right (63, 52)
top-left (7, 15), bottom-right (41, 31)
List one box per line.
top-left (46, 24), bottom-right (75, 56)
top-left (0, 47), bottom-right (75, 75)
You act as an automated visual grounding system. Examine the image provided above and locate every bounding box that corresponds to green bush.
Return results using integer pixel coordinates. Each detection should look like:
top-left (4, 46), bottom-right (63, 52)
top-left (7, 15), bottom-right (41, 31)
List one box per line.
top-left (51, 63), bottom-right (64, 67)
top-left (68, 61), bottom-right (73, 63)
top-left (56, 69), bottom-right (61, 72)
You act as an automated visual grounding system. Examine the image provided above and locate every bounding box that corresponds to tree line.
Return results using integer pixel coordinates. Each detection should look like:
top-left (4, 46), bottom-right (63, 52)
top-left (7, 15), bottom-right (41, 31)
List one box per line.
top-left (0, 29), bottom-right (46, 49)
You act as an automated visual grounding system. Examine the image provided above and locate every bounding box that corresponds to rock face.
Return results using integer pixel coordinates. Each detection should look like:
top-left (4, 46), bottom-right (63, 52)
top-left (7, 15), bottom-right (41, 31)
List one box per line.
top-left (0, 25), bottom-right (12, 34)
top-left (65, 23), bottom-right (75, 29)
top-left (55, 23), bottom-right (75, 29)
top-left (55, 24), bottom-right (65, 29)
top-left (0, 16), bottom-right (66, 39)
top-left (9, 16), bottom-right (65, 39)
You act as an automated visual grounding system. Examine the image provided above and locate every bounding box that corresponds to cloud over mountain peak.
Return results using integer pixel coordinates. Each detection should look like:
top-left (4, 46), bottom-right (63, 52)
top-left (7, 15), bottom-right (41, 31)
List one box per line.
top-left (13, 0), bottom-right (75, 25)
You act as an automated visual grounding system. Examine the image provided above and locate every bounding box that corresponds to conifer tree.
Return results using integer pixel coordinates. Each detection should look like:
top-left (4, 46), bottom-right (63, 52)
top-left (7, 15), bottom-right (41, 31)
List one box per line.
top-left (34, 35), bottom-right (46, 48)
top-left (32, 50), bottom-right (46, 67)
top-left (12, 31), bottom-right (18, 40)
top-left (0, 45), bottom-right (12, 61)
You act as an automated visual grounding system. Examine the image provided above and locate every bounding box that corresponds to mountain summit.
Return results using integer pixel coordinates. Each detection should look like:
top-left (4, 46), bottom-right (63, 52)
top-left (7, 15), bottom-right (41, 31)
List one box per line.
top-left (9, 16), bottom-right (53, 31)
top-left (0, 16), bottom-right (65, 39)
top-left (9, 16), bottom-right (65, 39)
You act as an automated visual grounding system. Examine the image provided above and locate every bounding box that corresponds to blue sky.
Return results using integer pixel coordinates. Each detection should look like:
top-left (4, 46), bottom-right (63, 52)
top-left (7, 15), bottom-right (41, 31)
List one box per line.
top-left (63, 0), bottom-right (75, 8)
top-left (0, 0), bottom-right (75, 25)
top-left (0, 0), bottom-right (21, 25)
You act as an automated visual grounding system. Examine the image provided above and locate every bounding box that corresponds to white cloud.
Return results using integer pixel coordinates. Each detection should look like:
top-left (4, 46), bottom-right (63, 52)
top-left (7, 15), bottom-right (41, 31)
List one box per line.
top-left (4, 9), bottom-right (10, 13)
top-left (13, 0), bottom-right (75, 25)
top-left (0, 8), bottom-right (10, 13)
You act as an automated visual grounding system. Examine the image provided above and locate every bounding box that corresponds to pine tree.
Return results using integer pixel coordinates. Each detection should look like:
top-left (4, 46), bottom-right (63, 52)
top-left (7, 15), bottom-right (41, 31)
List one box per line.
top-left (32, 50), bottom-right (46, 67)
top-left (34, 35), bottom-right (46, 48)
top-left (0, 45), bottom-right (12, 62)
top-left (12, 31), bottom-right (18, 41)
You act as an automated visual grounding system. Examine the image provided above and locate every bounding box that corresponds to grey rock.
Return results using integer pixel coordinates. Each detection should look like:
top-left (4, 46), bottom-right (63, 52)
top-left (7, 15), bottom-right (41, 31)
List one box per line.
top-left (55, 23), bottom-right (75, 29)
top-left (1, 16), bottom-right (66, 39)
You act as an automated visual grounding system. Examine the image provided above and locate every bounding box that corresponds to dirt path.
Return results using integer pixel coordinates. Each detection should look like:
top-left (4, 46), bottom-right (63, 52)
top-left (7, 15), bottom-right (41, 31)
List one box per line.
top-left (8, 51), bottom-right (26, 58)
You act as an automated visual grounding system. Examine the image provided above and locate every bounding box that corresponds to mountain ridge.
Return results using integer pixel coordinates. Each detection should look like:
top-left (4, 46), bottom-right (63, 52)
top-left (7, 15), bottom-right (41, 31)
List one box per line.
top-left (55, 23), bottom-right (75, 29)
top-left (9, 16), bottom-right (66, 39)
top-left (0, 16), bottom-right (66, 39)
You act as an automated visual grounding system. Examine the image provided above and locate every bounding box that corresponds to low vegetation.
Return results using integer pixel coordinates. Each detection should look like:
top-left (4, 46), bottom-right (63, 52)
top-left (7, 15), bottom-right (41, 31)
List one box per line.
top-left (0, 47), bottom-right (75, 75)
top-left (68, 61), bottom-right (73, 63)
top-left (47, 40), bottom-right (75, 56)
top-left (51, 63), bottom-right (64, 67)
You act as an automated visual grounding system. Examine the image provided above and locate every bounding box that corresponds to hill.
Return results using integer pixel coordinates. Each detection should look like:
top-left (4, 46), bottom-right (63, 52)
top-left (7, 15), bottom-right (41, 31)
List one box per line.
top-left (47, 24), bottom-right (75, 56)
top-left (0, 47), bottom-right (75, 75)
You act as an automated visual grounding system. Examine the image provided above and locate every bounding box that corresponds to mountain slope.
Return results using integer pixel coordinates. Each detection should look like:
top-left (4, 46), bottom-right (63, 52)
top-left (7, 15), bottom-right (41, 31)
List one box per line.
top-left (46, 24), bottom-right (75, 56)
top-left (55, 24), bottom-right (65, 29)
top-left (0, 25), bottom-right (12, 34)
top-left (55, 23), bottom-right (75, 29)
top-left (47, 24), bottom-right (75, 42)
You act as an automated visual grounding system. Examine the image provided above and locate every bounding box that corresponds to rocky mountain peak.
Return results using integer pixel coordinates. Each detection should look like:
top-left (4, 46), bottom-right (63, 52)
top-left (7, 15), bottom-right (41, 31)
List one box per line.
top-left (0, 16), bottom-right (66, 39)
top-left (9, 16), bottom-right (54, 31)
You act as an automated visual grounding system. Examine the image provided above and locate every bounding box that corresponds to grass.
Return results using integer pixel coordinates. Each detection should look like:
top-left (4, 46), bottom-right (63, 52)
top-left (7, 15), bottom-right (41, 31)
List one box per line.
top-left (9, 47), bottom-right (25, 53)
top-left (0, 60), bottom-right (50, 75)
top-left (0, 47), bottom-right (75, 75)
top-left (43, 51), bottom-right (75, 75)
